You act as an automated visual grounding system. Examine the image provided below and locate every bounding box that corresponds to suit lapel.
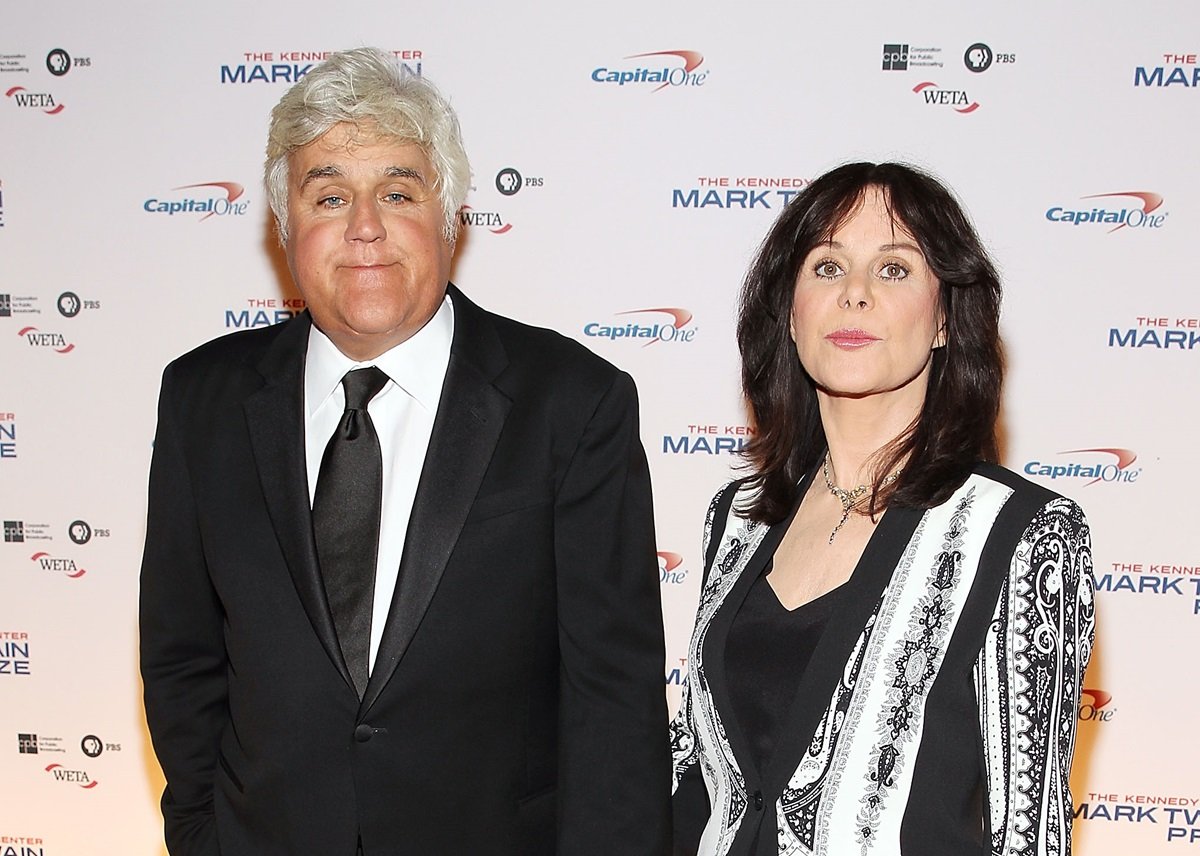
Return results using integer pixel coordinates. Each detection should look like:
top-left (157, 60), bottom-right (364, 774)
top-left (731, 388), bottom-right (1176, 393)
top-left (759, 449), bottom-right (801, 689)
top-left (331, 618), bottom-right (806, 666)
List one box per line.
top-left (703, 494), bottom-right (800, 782)
top-left (242, 312), bottom-right (356, 695)
top-left (362, 286), bottom-right (511, 713)
top-left (702, 474), bottom-right (926, 796)
top-left (761, 502), bottom-right (924, 795)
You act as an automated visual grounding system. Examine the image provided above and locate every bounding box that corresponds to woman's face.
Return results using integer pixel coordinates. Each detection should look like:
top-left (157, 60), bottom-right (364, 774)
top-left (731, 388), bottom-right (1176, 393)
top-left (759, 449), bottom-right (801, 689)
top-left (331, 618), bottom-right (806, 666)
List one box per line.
top-left (790, 187), bottom-right (945, 406)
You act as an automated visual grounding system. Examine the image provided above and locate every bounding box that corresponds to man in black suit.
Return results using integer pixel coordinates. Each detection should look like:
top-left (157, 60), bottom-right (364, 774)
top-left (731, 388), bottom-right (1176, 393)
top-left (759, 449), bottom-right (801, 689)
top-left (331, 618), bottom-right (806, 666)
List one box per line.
top-left (139, 47), bottom-right (670, 856)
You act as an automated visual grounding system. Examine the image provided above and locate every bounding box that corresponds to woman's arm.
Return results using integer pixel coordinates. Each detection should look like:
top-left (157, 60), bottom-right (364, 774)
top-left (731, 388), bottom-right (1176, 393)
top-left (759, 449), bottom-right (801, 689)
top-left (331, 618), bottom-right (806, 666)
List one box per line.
top-left (975, 497), bottom-right (1097, 856)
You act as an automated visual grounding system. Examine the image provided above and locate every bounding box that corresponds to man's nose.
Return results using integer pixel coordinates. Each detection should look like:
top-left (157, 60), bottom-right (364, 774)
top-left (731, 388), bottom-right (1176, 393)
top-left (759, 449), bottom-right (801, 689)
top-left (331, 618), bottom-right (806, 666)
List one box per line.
top-left (346, 200), bottom-right (386, 242)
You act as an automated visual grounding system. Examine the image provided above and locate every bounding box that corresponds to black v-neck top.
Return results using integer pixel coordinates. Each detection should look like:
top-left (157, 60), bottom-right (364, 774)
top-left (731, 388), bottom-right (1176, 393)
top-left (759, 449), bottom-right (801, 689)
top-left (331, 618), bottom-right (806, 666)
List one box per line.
top-left (725, 562), bottom-right (844, 775)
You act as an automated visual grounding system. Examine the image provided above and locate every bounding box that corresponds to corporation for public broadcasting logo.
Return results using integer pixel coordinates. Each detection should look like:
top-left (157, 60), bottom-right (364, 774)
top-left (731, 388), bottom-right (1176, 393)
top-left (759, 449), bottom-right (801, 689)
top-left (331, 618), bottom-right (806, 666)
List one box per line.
top-left (16, 732), bottom-right (63, 755)
top-left (582, 308), bottom-right (697, 346)
top-left (0, 292), bottom-right (40, 318)
top-left (1045, 192), bottom-right (1168, 232)
top-left (143, 182), bottom-right (249, 220)
top-left (1022, 447), bottom-right (1141, 486)
top-left (591, 51), bottom-right (708, 91)
top-left (881, 43), bottom-right (944, 71)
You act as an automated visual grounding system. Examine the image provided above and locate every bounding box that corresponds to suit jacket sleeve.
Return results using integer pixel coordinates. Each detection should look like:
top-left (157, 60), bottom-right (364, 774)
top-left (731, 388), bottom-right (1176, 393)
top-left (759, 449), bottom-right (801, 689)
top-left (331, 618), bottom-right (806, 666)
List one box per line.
top-left (975, 496), bottom-right (1096, 856)
top-left (552, 370), bottom-right (671, 856)
top-left (139, 363), bottom-right (227, 856)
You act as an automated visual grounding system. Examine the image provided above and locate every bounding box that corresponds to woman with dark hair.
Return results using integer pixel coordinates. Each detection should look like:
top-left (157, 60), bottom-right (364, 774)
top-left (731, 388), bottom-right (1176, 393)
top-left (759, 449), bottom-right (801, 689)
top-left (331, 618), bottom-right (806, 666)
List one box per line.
top-left (670, 163), bottom-right (1095, 856)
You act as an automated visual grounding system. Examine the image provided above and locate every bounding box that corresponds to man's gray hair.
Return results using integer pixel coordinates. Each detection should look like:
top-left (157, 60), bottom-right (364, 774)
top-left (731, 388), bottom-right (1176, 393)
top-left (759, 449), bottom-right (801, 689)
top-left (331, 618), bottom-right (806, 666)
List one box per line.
top-left (265, 47), bottom-right (470, 245)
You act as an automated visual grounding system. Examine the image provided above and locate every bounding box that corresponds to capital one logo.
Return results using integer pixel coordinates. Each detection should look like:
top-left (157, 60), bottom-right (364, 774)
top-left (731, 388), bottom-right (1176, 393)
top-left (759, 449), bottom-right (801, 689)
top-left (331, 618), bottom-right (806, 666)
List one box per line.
top-left (658, 551), bottom-right (688, 584)
top-left (1078, 688), bottom-right (1115, 722)
top-left (591, 50), bottom-right (708, 92)
top-left (1023, 447), bottom-right (1141, 487)
top-left (143, 182), bottom-right (249, 221)
top-left (1045, 191), bottom-right (1167, 233)
top-left (582, 307), bottom-right (697, 347)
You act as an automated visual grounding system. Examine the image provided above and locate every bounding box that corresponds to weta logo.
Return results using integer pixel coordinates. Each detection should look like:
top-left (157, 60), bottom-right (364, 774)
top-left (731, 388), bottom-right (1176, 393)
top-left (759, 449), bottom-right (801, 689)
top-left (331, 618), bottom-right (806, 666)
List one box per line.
top-left (911, 81), bottom-right (979, 113)
top-left (5, 86), bottom-right (64, 114)
top-left (17, 327), bottom-right (74, 353)
top-left (29, 552), bottom-right (86, 579)
top-left (458, 204), bottom-right (511, 234)
top-left (44, 763), bottom-right (98, 788)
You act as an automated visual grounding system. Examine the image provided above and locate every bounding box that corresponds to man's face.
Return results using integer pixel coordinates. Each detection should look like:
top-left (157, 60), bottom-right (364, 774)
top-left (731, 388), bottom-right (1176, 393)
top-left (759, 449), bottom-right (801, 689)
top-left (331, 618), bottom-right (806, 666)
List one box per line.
top-left (284, 123), bottom-right (453, 360)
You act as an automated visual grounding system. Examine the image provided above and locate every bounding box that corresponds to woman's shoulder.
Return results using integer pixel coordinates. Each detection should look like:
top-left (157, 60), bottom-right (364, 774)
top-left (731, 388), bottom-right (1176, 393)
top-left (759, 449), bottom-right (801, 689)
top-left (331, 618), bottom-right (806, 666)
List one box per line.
top-left (702, 476), bottom-right (752, 536)
top-left (963, 462), bottom-right (1089, 545)
top-left (966, 461), bottom-right (1080, 506)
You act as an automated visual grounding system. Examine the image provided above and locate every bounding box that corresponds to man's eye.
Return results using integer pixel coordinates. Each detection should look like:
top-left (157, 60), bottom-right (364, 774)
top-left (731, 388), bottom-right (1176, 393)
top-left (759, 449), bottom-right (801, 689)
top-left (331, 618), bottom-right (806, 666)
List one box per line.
top-left (317, 195), bottom-right (346, 208)
top-left (880, 262), bottom-right (909, 280)
top-left (383, 192), bottom-right (411, 204)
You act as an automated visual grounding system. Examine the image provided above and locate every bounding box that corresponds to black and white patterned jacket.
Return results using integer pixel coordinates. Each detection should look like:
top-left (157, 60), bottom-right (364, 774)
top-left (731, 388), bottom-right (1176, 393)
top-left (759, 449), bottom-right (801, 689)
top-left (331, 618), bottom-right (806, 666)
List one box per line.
top-left (670, 464), bottom-right (1096, 856)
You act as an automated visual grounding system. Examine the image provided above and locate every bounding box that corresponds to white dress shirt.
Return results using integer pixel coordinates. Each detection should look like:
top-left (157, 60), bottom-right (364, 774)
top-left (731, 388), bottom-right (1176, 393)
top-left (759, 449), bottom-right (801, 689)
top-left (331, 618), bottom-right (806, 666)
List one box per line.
top-left (303, 295), bottom-right (453, 674)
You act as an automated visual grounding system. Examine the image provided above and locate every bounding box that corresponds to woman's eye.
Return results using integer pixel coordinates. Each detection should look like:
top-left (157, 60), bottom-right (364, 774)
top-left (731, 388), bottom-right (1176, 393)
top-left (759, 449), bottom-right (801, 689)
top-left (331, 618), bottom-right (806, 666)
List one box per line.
top-left (814, 261), bottom-right (844, 279)
top-left (880, 262), bottom-right (909, 280)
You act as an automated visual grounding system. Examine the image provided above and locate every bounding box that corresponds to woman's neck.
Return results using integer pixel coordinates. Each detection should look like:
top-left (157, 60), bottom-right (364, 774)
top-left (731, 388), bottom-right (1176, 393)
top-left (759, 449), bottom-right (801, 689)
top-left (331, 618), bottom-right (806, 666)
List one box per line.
top-left (816, 386), bottom-right (926, 488)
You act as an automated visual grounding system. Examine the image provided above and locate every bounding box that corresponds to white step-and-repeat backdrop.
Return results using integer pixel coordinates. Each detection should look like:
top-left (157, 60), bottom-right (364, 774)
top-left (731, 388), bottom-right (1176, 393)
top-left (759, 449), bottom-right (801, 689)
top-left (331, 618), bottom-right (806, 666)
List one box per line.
top-left (3, 2), bottom-right (1197, 853)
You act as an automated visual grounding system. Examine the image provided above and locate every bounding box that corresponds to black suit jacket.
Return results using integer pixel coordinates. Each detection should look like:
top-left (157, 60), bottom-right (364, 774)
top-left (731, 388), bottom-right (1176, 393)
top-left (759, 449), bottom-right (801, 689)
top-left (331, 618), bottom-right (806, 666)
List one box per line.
top-left (139, 285), bottom-right (671, 856)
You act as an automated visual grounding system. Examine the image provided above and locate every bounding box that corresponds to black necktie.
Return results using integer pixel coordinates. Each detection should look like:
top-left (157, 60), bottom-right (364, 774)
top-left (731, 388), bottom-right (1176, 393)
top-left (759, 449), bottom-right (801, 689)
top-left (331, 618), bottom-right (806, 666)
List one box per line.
top-left (313, 366), bottom-right (390, 699)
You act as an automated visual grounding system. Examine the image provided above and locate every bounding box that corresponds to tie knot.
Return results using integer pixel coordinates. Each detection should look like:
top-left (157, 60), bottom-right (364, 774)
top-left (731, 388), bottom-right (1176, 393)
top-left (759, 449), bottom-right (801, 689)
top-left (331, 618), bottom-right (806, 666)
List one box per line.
top-left (341, 366), bottom-right (390, 410)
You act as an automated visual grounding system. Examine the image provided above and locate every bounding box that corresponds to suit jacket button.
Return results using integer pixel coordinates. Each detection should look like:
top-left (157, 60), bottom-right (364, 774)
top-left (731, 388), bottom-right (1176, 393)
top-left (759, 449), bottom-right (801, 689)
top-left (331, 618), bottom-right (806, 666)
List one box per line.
top-left (753, 790), bottom-right (764, 811)
top-left (354, 724), bottom-right (374, 743)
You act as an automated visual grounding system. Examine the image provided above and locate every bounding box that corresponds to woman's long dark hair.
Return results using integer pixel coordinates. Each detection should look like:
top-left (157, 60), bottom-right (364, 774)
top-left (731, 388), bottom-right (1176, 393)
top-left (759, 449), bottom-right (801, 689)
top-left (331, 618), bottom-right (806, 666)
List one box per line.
top-left (737, 162), bottom-right (1003, 524)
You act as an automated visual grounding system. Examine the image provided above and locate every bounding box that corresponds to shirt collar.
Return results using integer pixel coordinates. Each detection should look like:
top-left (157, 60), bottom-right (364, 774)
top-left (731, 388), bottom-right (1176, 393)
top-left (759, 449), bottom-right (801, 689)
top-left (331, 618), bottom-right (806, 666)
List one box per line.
top-left (304, 295), bottom-right (454, 417)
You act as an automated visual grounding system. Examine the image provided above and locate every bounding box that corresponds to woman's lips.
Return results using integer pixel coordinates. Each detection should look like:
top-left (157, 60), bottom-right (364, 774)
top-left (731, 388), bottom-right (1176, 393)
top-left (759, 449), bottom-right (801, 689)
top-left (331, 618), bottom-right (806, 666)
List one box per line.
top-left (825, 328), bottom-right (880, 349)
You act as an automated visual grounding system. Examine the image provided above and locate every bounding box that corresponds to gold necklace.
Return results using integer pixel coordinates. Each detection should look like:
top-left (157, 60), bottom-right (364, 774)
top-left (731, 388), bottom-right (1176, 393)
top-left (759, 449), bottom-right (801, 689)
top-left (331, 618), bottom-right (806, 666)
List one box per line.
top-left (821, 453), bottom-right (899, 544)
